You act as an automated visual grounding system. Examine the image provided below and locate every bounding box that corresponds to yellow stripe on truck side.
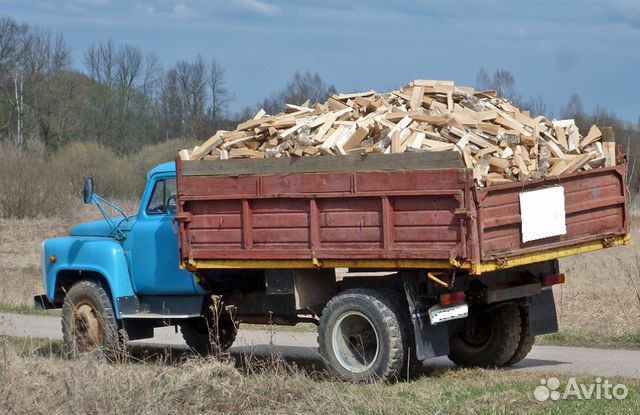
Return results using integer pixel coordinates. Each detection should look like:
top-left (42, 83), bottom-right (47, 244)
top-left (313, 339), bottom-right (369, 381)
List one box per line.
top-left (183, 234), bottom-right (631, 275)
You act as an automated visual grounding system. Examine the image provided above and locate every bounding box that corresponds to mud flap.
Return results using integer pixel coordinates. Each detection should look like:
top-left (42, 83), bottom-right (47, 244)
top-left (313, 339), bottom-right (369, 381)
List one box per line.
top-left (528, 289), bottom-right (558, 335)
top-left (402, 274), bottom-right (450, 360)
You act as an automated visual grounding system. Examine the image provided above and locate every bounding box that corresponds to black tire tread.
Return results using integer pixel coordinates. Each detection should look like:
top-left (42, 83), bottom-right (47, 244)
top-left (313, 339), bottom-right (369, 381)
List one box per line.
top-left (504, 306), bottom-right (535, 366)
top-left (61, 280), bottom-right (124, 360)
top-left (318, 288), bottom-right (410, 382)
top-left (448, 302), bottom-right (521, 368)
top-left (180, 313), bottom-right (238, 355)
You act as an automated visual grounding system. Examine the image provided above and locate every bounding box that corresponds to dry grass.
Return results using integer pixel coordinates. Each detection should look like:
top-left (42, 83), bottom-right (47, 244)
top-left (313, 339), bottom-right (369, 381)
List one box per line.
top-left (555, 220), bottom-right (640, 337)
top-left (0, 200), bottom-right (138, 310)
top-left (1, 336), bottom-right (639, 415)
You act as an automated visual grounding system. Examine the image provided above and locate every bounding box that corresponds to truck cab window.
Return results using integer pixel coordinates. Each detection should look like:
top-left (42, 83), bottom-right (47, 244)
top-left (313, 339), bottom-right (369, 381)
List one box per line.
top-left (147, 178), bottom-right (177, 215)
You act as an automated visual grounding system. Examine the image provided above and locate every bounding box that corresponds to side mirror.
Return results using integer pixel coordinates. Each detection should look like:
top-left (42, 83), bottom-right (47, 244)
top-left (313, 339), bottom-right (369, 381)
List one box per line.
top-left (83, 178), bottom-right (94, 204)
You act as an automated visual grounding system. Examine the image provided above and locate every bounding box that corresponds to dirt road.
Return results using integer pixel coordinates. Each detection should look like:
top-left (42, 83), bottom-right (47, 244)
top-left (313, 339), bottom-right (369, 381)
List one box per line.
top-left (2, 311), bottom-right (639, 379)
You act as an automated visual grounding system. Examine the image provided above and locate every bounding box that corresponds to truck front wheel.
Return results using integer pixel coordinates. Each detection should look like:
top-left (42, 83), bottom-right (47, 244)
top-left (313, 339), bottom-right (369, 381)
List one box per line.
top-left (318, 289), bottom-right (410, 382)
top-left (448, 302), bottom-right (521, 368)
top-left (61, 280), bottom-right (124, 360)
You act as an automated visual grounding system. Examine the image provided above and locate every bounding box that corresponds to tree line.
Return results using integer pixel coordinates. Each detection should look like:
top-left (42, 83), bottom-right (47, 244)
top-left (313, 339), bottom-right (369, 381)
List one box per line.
top-left (0, 15), bottom-right (637, 167)
top-left (0, 16), bottom-right (336, 154)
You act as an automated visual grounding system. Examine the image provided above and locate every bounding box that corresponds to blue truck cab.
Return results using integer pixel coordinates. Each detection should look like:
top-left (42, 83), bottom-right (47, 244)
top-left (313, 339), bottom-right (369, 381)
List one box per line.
top-left (35, 162), bottom-right (226, 354)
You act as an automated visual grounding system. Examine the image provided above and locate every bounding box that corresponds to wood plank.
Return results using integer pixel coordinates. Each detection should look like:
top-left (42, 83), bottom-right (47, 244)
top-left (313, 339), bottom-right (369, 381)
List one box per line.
top-left (253, 108), bottom-right (266, 119)
top-left (413, 79), bottom-right (455, 87)
top-left (602, 127), bottom-right (616, 167)
top-left (408, 132), bottom-right (425, 151)
top-left (410, 86), bottom-right (424, 110)
top-left (342, 126), bottom-right (370, 150)
top-left (313, 113), bottom-right (338, 143)
top-left (554, 126), bottom-right (568, 151)
top-left (188, 133), bottom-right (223, 160)
top-left (543, 139), bottom-right (566, 159)
top-left (182, 152), bottom-right (464, 177)
top-left (549, 160), bottom-right (568, 176)
top-left (334, 90), bottom-right (376, 100)
top-left (580, 124), bottom-right (602, 148)
top-left (563, 152), bottom-right (595, 174)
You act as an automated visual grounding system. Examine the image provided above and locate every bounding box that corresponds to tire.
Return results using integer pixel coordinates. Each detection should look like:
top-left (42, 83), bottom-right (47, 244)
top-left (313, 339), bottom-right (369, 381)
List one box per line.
top-left (61, 280), bottom-right (125, 361)
top-left (318, 289), bottom-right (410, 382)
top-left (504, 306), bottom-right (535, 366)
top-left (180, 311), bottom-right (238, 355)
top-left (448, 302), bottom-right (521, 368)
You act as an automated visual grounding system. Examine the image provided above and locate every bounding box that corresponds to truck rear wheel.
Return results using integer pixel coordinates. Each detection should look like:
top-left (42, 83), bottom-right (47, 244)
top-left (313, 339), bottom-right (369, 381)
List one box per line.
top-left (504, 306), bottom-right (535, 366)
top-left (318, 289), bottom-right (409, 382)
top-left (448, 302), bottom-right (521, 368)
top-left (180, 312), bottom-right (238, 355)
top-left (61, 280), bottom-right (125, 360)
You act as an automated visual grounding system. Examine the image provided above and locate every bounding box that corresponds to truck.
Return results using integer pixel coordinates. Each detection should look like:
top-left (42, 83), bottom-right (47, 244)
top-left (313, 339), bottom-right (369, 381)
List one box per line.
top-left (35, 150), bottom-right (630, 381)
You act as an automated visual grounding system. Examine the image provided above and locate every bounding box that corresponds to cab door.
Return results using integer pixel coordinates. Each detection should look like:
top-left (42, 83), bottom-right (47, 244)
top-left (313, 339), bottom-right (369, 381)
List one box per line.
top-left (129, 176), bottom-right (196, 294)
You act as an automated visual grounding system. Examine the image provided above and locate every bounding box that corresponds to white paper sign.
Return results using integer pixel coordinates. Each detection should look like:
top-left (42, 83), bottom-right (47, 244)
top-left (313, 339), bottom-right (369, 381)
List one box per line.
top-left (519, 186), bottom-right (566, 243)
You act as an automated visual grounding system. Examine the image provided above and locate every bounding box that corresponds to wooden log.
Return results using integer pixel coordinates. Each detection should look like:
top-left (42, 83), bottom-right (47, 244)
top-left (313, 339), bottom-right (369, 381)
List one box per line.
top-left (188, 133), bottom-right (223, 160)
top-left (602, 127), bottom-right (616, 167)
top-left (581, 124), bottom-right (603, 148)
top-left (564, 152), bottom-right (596, 174)
top-left (409, 86), bottom-right (424, 110)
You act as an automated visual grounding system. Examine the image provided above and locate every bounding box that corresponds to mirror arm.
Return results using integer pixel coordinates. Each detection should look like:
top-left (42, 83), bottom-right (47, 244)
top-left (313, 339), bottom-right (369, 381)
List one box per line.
top-left (93, 194), bottom-right (127, 219)
top-left (88, 194), bottom-right (127, 241)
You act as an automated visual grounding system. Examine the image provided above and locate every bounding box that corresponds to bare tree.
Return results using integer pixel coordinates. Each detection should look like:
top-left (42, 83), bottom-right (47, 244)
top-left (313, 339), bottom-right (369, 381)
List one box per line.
top-left (142, 52), bottom-right (161, 99)
top-left (283, 71), bottom-right (336, 106)
top-left (561, 93), bottom-right (584, 119)
top-left (159, 68), bottom-right (182, 138)
top-left (115, 44), bottom-right (142, 88)
top-left (0, 16), bottom-right (29, 143)
top-left (85, 40), bottom-right (117, 85)
top-left (516, 96), bottom-right (548, 117)
top-left (493, 69), bottom-right (516, 100)
top-left (0, 16), bottom-right (29, 77)
top-left (475, 68), bottom-right (492, 91)
top-left (208, 59), bottom-right (233, 130)
top-left (24, 28), bottom-right (70, 79)
top-left (259, 71), bottom-right (336, 115)
top-left (474, 68), bottom-right (517, 101)
top-left (160, 57), bottom-right (206, 138)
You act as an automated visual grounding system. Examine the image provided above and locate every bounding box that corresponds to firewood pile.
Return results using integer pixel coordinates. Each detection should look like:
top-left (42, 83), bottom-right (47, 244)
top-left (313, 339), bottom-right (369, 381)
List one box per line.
top-left (179, 79), bottom-right (615, 187)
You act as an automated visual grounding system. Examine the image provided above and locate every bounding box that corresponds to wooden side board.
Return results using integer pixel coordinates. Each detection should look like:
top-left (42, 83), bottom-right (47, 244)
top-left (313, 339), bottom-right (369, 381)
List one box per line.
top-left (181, 151), bottom-right (465, 177)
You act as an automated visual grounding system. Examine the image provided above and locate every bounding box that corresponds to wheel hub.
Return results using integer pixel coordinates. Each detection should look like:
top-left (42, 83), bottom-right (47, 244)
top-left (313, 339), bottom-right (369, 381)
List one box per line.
top-left (331, 311), bottom-right (379, 373)
top-left (72, 301), bottom-right (102, 352)
top-left (461, 311), bottom-right (492, 347)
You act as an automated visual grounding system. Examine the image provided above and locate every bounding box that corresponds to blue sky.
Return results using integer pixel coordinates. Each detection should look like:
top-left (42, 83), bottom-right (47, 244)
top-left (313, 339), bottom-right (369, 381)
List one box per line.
top-left (2, 0), bottom-right (639, 121)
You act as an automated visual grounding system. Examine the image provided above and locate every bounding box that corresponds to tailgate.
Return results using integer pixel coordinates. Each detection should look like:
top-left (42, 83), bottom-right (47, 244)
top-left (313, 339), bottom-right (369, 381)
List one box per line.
top-left (475, 165), bottom-right (630, 261)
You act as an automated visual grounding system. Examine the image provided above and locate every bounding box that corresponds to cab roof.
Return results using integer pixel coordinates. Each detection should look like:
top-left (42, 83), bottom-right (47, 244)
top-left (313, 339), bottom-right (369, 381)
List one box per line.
top-left (147, 161), bottom-right (176, 178)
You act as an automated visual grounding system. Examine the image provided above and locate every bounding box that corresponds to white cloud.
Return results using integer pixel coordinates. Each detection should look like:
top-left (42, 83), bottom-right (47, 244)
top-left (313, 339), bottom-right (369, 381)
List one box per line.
top-left (234, 0), bottom-right (281, 16)
top-left (173, 3), bottom-right (194, 18)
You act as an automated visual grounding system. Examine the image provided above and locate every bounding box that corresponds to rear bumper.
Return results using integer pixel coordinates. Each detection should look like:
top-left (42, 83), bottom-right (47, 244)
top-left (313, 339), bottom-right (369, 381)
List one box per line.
top-left (33, 294), bottom-right (58, 310)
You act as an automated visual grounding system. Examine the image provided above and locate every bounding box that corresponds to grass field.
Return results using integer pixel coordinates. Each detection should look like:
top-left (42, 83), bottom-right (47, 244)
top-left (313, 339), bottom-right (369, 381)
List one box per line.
top-left (1, 335), bottom-right (639, 414)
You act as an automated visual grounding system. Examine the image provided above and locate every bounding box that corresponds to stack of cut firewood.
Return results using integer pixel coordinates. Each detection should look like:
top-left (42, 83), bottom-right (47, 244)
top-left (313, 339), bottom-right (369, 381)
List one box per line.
top-left (179, 80), bottom-right (615, 187)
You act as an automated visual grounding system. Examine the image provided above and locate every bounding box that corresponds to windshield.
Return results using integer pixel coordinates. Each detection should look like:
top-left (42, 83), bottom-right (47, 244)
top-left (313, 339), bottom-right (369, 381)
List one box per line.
top-left (146, 178), bottom-right (177, 215)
